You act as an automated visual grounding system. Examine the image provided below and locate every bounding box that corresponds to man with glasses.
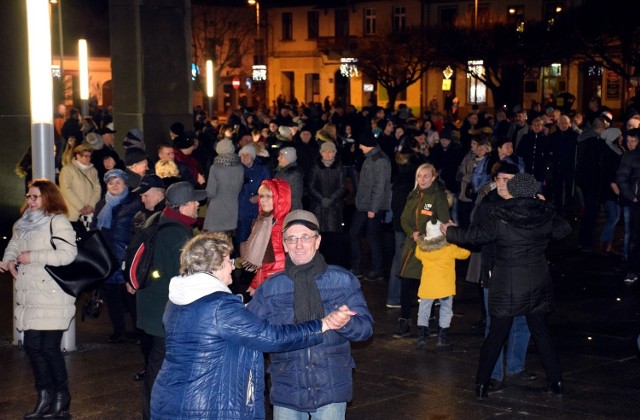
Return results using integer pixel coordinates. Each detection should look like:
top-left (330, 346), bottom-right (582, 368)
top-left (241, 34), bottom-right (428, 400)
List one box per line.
top-left (248, 210), bottom-right (373, 419)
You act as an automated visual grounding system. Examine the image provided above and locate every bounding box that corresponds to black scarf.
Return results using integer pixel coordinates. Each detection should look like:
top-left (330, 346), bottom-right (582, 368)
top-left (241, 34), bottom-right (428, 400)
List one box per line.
top-left (285, 252), bottom-right (327, 323)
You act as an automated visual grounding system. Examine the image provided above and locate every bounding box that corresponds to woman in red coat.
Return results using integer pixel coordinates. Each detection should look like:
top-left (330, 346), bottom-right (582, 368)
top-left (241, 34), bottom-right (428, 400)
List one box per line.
top-left (246, 178), bottom-right (291, 295)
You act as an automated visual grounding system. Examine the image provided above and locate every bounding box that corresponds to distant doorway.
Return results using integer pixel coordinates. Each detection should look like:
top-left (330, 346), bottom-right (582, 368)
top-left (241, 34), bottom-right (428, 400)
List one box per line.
top-left (281, 71), bottom-right (295, 102)
top-left (334, 69), bottom-right (350, 107)
top-left (581, 63), bottom-right (603, 111)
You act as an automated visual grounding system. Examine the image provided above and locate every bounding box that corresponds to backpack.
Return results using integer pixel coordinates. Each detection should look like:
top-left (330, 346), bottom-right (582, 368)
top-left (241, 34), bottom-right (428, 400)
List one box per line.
top-left (123, 212), bottom-right (183, 290)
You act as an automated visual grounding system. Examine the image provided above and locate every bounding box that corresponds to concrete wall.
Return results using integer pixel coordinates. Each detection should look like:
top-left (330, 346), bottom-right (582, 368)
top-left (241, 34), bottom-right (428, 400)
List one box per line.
top-left (109, 0), bottom-right (192, 152)
top-left (0, 3), bottom-right (31, 242)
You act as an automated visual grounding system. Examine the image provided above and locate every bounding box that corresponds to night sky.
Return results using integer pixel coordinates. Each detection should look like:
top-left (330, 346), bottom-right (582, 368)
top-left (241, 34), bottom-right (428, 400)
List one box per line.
top-left (53, 0), bottom-right (110, 57)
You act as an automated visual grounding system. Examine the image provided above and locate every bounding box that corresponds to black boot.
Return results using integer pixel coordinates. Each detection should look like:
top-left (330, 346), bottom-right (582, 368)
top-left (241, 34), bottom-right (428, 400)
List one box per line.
top-left (436, 327), bottom-right (450, 347)
top-left (24, 389), bottom-right (52, 419)
top-left (392, 318), bottom-right (410, 338)
top-left (42, 390), bottom-right (71, 419)
top-left (416, 326), bottom-right (429, 349)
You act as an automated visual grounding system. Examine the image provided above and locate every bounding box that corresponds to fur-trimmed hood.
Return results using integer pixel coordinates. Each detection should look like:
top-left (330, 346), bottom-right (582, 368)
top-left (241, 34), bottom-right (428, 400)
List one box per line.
top-left (417, 234), bottom-right (448, 252)
top-left (490, 197), bottom-right (556, 229)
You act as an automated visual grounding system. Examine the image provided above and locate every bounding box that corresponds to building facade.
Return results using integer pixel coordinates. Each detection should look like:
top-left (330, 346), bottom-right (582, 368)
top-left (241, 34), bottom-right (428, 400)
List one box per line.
top-left (252, 0), bottom-right (629, 119)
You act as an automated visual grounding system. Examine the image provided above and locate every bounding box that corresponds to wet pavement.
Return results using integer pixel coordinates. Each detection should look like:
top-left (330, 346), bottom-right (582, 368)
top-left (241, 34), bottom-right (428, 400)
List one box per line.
top-left (1, 222), bottom-right (639, 419)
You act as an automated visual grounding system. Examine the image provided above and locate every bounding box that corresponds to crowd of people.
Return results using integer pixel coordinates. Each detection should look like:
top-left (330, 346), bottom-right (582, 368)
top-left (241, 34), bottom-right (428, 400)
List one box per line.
top-left (3, 93), bottom-right (640, 418)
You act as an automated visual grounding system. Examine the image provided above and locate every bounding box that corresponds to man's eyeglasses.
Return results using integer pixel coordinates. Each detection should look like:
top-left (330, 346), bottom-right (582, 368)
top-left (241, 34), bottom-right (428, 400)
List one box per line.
top-left (25, 194), bottom-right (41, 201)
top-left (283, 234), bottom-right (318, 245)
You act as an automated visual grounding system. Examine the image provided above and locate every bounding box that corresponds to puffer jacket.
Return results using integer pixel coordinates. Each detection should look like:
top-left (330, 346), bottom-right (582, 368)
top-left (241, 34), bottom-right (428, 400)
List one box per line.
top-left (446, 198), bottom-right (571, 318)
top-left (151, 272), bottom-right (325, 419)
top-left (415, 242), bottom-right (470, 299)
top-left (307, 156), bottom-right (346, 232)
top-left (398, 182), bottom-right (451, 280)
top-left (616, 149), bottom-right (640, 203)
top-left (2, 213), bottom-right (77, 330)
top-left (249, 179), bottom-right (291, 290)
top-left (247, 265), bottom-right (374, 412)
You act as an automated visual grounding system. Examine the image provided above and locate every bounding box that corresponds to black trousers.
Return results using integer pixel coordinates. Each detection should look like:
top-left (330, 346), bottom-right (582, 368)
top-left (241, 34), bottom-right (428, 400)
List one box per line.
top-left (476, 313), bottom-right (561, 385)
top-left (23, 330), bottom-right (68, 392)
top-left (103, 283), bottom-right (136, 335)
top-left (400, 277), bottom-right (419, 320)
top-left (142, 335), bottom-right (165, 420)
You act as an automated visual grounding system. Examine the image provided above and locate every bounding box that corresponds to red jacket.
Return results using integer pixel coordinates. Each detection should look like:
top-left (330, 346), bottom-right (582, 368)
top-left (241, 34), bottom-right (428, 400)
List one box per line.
top-left (250, 179), bottom-right (291, 289)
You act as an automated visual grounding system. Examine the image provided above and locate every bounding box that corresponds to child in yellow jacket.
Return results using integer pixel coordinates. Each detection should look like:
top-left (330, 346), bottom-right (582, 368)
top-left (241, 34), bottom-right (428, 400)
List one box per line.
top-left (414, 219), bottom-right (470, 348)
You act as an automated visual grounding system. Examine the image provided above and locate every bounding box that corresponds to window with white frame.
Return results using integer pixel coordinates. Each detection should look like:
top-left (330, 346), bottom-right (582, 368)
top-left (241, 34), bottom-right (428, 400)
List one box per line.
top-left (364, 8), bottom-right (376, 35)
top-left (467, 60), bottom-right (487, 104)
top-left (392, 6), bottom-right (406, 32)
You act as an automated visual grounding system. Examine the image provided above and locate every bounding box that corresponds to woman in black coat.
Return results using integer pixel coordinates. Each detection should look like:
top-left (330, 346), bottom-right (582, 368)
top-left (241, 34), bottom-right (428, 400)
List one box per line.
top-left (443, 173), bottom-right (571, 400)
top-left (307, 142), bottom-right (346, 264)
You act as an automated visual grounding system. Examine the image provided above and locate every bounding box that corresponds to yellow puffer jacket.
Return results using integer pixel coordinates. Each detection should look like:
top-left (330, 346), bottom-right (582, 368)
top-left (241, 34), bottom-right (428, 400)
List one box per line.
top-left (415, 243), bottom-right (470, 299)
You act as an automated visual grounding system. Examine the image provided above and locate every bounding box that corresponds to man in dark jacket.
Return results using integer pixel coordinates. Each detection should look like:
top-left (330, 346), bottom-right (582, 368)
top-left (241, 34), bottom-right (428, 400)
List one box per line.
top-left (248, 210), bottom-right (373, 419)
top-left (348, 131), bottom-right (391, 281)
top-left (616, 128), bottom-right (640, 284)
top-left (443, 173), bottom-right (571, 400)
top-left (135, 182), bottom-right (206, 420)
top-left (575, 118), bottom-right (606, 251)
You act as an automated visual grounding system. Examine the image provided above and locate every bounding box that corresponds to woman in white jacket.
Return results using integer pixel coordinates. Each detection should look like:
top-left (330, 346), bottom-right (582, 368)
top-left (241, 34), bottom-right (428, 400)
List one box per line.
top-left (59, 143), bottom-right (101, 233)
top-left (0, 179), bottom-right (77, 419)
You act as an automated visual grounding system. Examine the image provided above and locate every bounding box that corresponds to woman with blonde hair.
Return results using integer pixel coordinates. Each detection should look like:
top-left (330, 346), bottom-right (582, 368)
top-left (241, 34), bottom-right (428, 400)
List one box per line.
top-left (59, 143), bottom-right (101, 233)
top-left (394, 163), bottom-right (451, 338)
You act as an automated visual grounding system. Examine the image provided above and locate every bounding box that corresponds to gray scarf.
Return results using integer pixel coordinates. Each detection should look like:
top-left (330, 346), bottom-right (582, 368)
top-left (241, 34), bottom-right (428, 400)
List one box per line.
top-left (285, 252), bottom-right (327, 323)
top-left (15, 209), bottom-right (51, 239)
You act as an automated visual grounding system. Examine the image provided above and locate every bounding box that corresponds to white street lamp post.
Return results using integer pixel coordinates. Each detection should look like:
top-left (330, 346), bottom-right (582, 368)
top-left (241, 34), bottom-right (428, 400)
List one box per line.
top-left (79, 39), bottom-right (89, 116)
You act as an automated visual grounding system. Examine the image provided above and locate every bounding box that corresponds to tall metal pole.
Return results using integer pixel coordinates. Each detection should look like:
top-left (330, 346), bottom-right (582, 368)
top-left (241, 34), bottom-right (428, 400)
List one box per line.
top-left (57, 0), bottom-right (63, 75)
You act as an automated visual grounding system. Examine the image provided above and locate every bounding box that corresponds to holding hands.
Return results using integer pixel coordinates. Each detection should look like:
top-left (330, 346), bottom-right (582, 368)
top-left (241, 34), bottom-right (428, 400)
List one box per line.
top-left (440, 220), bottom-right (456, 235)
top-left (321, 305), bottom-right (357, 332)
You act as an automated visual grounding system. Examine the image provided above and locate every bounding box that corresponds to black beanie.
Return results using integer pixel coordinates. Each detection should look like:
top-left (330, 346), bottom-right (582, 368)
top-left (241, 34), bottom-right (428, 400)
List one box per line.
top-left (507, 173), bottom-right (538, 198)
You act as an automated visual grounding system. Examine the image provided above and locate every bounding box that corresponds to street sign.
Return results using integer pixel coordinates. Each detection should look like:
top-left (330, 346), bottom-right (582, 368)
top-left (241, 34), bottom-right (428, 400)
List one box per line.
top-left (232, 77), bottom-right (240, 90)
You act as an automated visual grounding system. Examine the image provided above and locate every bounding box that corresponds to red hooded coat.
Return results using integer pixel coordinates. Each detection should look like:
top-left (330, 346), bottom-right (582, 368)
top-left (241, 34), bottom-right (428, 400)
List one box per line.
top-left (249, 178), bottom-right (291, 289)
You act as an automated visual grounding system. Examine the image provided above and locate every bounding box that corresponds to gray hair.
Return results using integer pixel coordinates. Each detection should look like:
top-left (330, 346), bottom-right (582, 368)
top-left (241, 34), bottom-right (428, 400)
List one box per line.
top-left (179, 232), bottom-right (233, 276)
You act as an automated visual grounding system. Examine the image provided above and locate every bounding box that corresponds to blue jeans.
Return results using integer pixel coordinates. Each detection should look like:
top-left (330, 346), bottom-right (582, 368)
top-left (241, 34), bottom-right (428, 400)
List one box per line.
top-left (349, 210), bottom-right (384, 275)
top-left (417, 296), bottom-right (453, 328)
top-left (484, 288), bottom-right (531, 381)
top-left (273, 402), bottom-right (347, 420)
top-left (599, 200), bottom-right (620, 242)
top-left (450, 195), bottom-right (459, 225)
top-left (387, 231), bottom-right (406, 305)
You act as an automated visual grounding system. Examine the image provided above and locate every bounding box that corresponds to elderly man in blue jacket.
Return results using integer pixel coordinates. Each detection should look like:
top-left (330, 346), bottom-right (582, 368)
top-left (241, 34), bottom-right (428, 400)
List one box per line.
top-left (248, 209), bottom-right (374, 419)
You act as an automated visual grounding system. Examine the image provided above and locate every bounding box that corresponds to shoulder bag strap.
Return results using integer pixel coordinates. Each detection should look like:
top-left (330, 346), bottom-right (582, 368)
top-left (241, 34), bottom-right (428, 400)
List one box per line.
top-left (49, 215), bottom-right (76, 250)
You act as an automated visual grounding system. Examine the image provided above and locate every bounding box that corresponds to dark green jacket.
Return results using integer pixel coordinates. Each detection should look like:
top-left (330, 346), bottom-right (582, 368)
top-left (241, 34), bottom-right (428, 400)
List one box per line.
top-left (398, 182), bottom-right (450, 280)
top-left (136, 211), bottom-right (192, 337)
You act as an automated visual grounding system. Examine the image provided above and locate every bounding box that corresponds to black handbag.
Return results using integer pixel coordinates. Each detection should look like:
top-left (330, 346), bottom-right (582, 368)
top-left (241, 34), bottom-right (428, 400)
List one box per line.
top-left (45, 218), bottom-right (118, 297)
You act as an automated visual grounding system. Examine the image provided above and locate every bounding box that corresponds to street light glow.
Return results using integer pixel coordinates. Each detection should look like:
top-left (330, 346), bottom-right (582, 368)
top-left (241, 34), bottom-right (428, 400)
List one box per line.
top-left (26, 0), bottom-right (53, 124)
top-left (206, 59), bottom-right (214, 98)
top-left (78, 39), bottom-right (89, 100)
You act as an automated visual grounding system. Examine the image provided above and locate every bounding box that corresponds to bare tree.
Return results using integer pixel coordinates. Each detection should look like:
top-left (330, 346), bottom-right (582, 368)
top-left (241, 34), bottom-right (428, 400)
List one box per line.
top-left (191, 4), bottom-right (255, 95)
top-left (355, 26), bottom-right (434, 111)
top-left (556, 0), bottom-right (640, 83)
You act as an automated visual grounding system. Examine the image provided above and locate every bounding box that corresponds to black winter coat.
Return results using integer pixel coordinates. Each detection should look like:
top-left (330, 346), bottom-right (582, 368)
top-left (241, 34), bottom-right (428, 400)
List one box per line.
top-left (446, 198), bottom-right (571, 318)
top-left (307, 157), bottom-right (346, 232)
